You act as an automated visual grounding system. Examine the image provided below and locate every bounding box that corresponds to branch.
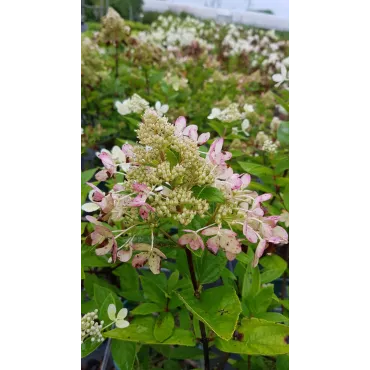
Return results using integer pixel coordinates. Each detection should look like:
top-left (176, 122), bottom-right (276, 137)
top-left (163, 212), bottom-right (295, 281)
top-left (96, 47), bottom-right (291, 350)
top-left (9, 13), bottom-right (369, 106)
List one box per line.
top-left (185, 248), bottom-right (210, 370)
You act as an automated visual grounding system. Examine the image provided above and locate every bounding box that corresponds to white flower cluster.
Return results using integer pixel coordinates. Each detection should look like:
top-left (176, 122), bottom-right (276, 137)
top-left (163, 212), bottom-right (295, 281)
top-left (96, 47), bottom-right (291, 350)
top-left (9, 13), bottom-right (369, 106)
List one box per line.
top-left (262, 139), bottom-right (279, 154)
top-left (81, 309), bottom-right (104, 344)
top-left (136, 15), bottom-right (215, 52)
top-left (115, 94), bottom-right (149, 116)
top-left (222, 25), bottom-right (288, 74)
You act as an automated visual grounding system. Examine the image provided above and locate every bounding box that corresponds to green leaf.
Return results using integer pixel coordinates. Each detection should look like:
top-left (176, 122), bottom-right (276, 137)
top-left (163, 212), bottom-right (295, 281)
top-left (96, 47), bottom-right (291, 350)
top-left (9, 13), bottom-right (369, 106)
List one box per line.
top-left (81, 168), bottom-right (97, 184)
top-left (178, 308), bottom-right (191, 330)
top-left (242, 263), bottom-right (260, 301)
top-left (111, 340), bottom-right (136, 370)
top-left (163, 360), bottom-right (181, 370)
top-left (81, 265), bottom-right (85, 280)
top-left (238, 162), bottom-right (274, 177)
top-left (194, 250), bottom-right (226, 284)
top-left (152, 345), bottom-right (205, 360)
top-left (274, 156), bottom-right (289, 175)
top-left (254, 312), bottom-right (289, 324)
top-left (249, 285), bottom-right (274, 315)
top-left (131, 303), bottom-right (163, 316)
top-left (81, 300), bottom-right (98, 314)
top-left (154, 312), bottom-right (175, 342)
top-left (248, 181), bottom-right (275, 194)
top-left (236, 251), bottom-right (253, 265)
top-left (167, 270), bottom-right (180, 293)
top-left (165, 149), bottom-right (179, 169)
top-left (140, 273), bottom-right (168, 305)
top-left (277, 122), bottom-right (289, 146)
top-left (175, 285), bottom-right (242, 340)
top-left (81, 338), bottom-right (101, 358)
top-left (215, 318), bottom-right (289, 355)
top-left (104, 316), bottom-right (195, 346)
top-left (207, 121), bottom-right (224, 137)
top-left (94, 285), bottom-right (122, 324)
top-left (114, 264), bottom-right (144, 302)
top-left (272, 295), bottom-right (289, 311)
top-left (260, 255), bottom-right (287, 284)
top-left (192, 186), bottom-right (225, 203)
top-left (277, 354), bottom-right (289, 370)
top-left (149, 71), bottom-right (164, 85)
top-left (84, 274), bottom-right (120, 297)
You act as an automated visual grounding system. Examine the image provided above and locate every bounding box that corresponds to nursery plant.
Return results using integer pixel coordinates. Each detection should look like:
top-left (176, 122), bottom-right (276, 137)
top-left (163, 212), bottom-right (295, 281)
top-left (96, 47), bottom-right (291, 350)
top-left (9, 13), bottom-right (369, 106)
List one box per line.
top-left (81, 10), bottom-right (289, 370)
top-left (82, 108), bottom-right (289, 369)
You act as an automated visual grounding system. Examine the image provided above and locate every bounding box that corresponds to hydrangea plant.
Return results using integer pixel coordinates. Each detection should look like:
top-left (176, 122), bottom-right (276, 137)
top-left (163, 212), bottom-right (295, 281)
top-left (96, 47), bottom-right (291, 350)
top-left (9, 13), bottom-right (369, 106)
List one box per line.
top-left (81, 107), bottom-right (289, 368)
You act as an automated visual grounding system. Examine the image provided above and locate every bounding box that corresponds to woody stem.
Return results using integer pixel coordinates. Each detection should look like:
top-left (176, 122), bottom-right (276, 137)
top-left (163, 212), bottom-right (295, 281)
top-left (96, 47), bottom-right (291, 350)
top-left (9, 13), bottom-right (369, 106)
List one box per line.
top-left (185, 248), bottom-right (210, 370)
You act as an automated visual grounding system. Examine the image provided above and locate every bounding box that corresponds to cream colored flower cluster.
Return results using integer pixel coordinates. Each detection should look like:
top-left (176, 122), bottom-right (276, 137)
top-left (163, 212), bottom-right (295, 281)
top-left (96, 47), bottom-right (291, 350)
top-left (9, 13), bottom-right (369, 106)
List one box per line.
top-left (81, 37), bottom-right (108, 86)
top-left (81, 310), bottom-right (104, 344)
top-left (99, 7), bottom-right (130, 45)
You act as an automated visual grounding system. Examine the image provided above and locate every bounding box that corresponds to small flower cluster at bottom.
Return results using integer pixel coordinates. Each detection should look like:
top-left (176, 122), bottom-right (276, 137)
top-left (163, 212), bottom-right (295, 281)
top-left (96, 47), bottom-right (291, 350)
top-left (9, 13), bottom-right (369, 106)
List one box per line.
top-left (81, 309), bottom-right (104, 344)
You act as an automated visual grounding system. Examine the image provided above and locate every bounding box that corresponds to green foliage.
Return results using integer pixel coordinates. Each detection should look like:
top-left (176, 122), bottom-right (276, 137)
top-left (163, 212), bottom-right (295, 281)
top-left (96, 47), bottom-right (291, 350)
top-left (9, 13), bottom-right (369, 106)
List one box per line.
top-left (104, 316), bottom-right (196, 346)
top-left (111, 340), bottom-right (137, 370)
top-left (215, 318), bottom-right (289, 355)
top-left (176, 286), bottom-right (242, 340)
top-left (192, 186), bottom-right (225, 203)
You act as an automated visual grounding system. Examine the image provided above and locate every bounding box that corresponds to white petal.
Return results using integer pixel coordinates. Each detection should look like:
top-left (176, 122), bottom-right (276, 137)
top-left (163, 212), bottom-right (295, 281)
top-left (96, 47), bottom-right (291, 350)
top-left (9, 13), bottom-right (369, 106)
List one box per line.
top-left (115, 319), bottom-right (130, 328)
top-left (272, 74), bottom-right (283, 83)
top-left (81, 203), bottom-right (100, 212)
top-left (155, 101), bottom-right (161, 110)
top-left (117, 308), bottom-right (128, 320)
top-left (119, 163), bottom-right (131, 172)
top-left (280, 64), bottom-right (287, 79)
top-left (111, 146), bottom-right (126, 163)
top-left (107, 304), bottom-right (116, 321)
top-left (161, 104), bottom-right (169, 113)
top-left (241, 119), bottom-right (250, 131)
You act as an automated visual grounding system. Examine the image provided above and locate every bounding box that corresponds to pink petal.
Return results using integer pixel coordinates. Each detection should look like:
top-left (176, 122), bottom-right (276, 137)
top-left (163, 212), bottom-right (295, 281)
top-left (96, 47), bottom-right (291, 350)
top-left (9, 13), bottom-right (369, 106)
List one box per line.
top-left (122, 144), bottom-right (134, 157)
top-left (96, 238), bottom-right (113, 256)
top-left (214, 138), bottom-right (224, 154)
top-left (95, 170), bottom-right (109, 181)
top-left (197, 132), bottom-right (210, 145)
top-left (175, 116), bottom-right (186, 134)
top-left (178, 233), bottom-right (195, 245)
top-left (148, 253), bottom-right (161, 274)
top-left (139, 206), bottom-right (149, 220)
top-left (201, 226), bottom-right (220, 236)
top-left (132, 252), bottom-right (149, 268)
top-left (129, 193), bottom-right (147, 207)
top-left (95, 225), bottom-right (113, 238)
top-left (241, 174), bottom-right (251, 188)
top-left (113, 184), bottom-right (125, 192)
top-left (86, 215), bottom-right (101, 225)
top-left (230, 174), bottom-right (242, 190)
top-left (190, 235), bottom-right (204, 251)
top-left (132, 183), bottom-right (149, 192)
top-left (117, 248), bottom-right (133, 262)
top-left (221, 229), bottom-right (237, 237)
top-left (98, 152), bottom-right (115, 171)
top-left (206, 236), bottom-right (219, 254)
top-left (243, 222), bottom-right (258, 243)
top-left (268, 226), bottom-right (288, 244)
top-left (253, 239), bottom-right (266, 267)
top-left (223, 151), bottom-right (232, 161)
top-left (254, 193), bottom-right (272, 208)
top-left (183, 125), bottom-right (198, 141)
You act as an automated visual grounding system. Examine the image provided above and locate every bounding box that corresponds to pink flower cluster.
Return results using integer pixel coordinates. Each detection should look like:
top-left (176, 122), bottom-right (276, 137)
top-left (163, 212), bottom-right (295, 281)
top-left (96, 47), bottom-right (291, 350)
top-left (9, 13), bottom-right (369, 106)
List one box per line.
top-left (179, 137), bottom-right (288, 266)
top-left (83, 115), bottom-right (288, 272)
